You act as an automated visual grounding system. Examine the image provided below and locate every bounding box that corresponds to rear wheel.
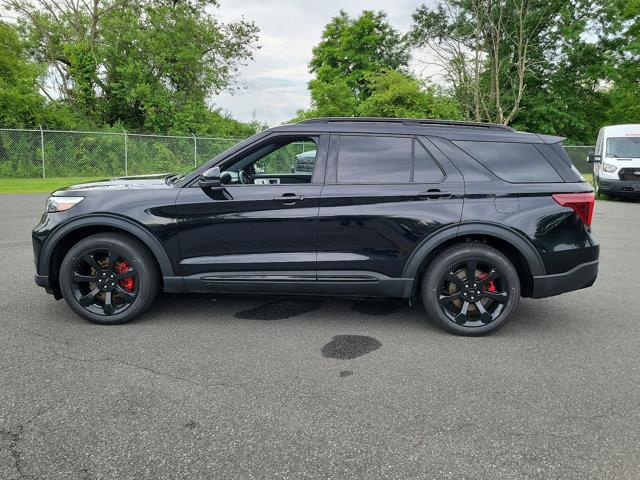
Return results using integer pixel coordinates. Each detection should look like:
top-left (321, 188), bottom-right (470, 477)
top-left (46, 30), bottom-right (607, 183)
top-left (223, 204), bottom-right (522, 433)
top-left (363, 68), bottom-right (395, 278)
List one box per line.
top-left (59, 233), bottom-right (159, 325)
top-left (421, 243), bottom-right (520, 335)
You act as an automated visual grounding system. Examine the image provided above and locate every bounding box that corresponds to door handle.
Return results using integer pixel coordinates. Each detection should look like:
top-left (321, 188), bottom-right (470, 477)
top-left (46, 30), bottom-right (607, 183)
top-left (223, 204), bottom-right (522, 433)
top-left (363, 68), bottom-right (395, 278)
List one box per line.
top-left (273, 194), bottom-right (306, 205)
top-left (418, 189), bottom-right (451, 200)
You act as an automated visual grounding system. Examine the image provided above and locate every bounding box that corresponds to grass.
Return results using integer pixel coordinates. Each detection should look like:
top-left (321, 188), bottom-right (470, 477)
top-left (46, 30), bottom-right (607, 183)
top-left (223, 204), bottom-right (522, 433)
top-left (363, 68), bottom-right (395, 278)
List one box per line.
top-left (0, 177), bottom-right (106, 194)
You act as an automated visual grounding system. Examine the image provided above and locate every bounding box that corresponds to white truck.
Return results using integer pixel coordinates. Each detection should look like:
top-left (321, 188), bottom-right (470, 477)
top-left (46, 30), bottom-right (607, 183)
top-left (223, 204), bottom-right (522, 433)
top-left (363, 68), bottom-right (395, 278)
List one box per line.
top-left (588, 124), bottom-right (640, 198)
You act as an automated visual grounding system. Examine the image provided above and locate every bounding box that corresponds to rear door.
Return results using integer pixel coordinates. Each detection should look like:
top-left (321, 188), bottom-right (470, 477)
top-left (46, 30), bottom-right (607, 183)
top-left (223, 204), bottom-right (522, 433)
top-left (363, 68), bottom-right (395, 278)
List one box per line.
top-left (317, 133), bottom-right (464, 295)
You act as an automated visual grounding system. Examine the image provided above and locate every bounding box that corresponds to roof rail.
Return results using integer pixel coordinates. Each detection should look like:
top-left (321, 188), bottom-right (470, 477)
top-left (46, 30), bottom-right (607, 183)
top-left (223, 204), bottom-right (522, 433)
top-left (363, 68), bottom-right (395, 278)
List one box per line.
top-left (298, 117), bottom-right (515, 131)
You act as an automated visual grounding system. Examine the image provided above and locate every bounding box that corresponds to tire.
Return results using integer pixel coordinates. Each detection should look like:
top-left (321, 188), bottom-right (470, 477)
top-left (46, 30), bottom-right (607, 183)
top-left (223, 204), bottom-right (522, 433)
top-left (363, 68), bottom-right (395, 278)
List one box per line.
top-left (593, 168), bottom-right (601, 196)
top-left (421, 243), bottom-right (520, 336)
top-left (59, 232), bottom-right (159, 325)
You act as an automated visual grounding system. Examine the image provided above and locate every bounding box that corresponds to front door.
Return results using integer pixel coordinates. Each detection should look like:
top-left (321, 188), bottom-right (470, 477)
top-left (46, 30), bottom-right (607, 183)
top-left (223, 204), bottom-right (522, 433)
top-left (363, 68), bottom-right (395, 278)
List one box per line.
top-left (175, 134), bottom-right (328, 293)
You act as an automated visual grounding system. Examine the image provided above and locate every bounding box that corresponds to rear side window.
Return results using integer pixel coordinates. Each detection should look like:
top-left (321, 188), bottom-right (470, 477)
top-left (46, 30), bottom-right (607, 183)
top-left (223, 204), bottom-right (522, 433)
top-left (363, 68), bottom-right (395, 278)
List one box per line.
top-left (454, 141), bottom-right (563, 183)
top-left (337, 135), bottom-right (412, 183)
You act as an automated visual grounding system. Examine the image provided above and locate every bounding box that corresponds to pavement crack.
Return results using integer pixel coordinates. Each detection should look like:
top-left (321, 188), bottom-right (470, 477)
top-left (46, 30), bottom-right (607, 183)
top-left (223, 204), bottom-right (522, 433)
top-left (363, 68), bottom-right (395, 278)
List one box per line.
top-left (1, 406), bottom-right (54, 480)
top-left (21, 328), bottom-right (72, 347)
top-left (49, 349), bottom-right (206, 387)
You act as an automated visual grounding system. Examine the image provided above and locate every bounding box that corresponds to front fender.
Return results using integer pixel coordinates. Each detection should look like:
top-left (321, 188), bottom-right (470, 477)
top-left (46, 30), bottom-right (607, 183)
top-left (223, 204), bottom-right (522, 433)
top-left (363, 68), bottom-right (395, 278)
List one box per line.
top-left (37, 214), bottom-right (176, 278)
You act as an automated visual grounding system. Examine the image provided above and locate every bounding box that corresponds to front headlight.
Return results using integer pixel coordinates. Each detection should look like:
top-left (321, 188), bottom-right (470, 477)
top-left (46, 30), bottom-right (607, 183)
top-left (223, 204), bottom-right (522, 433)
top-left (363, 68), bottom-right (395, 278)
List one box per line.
top-left (46, 196), bottom-right (84, 212)
top-left (602, 163), bottom-right (617, 173)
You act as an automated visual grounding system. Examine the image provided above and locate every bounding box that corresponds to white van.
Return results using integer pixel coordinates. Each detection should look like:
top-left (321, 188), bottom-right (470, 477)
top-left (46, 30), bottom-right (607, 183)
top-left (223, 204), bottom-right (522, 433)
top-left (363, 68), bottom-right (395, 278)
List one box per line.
top-left (589, 124), bottom-right (640, 198)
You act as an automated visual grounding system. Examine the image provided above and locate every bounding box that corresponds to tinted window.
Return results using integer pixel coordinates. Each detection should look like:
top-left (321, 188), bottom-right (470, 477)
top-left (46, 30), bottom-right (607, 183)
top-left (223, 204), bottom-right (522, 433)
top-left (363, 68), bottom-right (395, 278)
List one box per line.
top-left (338, 136), bottom-right (411, 183)
top-left (454, 141), bottom-right (563, 183)
top-left (413, 140), bottom-right (444, 182)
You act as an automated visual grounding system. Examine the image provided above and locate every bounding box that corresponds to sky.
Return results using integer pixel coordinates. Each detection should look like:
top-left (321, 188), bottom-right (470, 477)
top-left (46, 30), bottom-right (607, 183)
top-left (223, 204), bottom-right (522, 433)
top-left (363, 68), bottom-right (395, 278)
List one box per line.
top-left (213, 0), bottom-right (434, 126)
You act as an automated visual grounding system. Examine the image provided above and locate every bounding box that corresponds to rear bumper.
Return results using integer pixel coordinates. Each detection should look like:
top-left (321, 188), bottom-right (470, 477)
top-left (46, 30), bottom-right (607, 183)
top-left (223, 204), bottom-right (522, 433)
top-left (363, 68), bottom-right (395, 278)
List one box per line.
top-left (531, 260), bottom-right (598, 298)
top-left (599, 178), bottom-right (640, 197)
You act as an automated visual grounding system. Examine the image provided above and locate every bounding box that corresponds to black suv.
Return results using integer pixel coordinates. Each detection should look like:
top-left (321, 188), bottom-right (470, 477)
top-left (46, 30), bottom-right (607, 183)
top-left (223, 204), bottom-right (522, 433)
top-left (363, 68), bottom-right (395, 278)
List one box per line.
top-left (32, 118), bottom-right (598, 335)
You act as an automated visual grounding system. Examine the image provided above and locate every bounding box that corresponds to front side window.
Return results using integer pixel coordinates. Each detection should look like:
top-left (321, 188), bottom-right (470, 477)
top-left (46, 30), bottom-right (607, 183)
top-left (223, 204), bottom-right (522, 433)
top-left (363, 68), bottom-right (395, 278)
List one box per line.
top-left (606, 137), bottom-right (640, 158)
top-left (221, 137), bottom-right (317, 185)
top-left (337, 135), bottom-right (412, 183)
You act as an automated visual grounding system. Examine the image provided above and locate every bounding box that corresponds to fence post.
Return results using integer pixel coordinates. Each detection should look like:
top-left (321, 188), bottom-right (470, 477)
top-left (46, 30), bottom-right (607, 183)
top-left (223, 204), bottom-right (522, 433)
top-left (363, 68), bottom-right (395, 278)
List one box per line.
top-left (123, 128), bottom-right (128, 176)
top-left (193, 133), bottom-right (197, 167)
top-left (39, 125), bottom-right (45, 179)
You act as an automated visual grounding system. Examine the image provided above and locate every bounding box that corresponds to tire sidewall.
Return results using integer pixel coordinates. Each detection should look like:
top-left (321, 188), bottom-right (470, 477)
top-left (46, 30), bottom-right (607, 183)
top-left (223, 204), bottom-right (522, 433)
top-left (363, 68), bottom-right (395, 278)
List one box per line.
top-left (422, 246), bottom-right (520, 335)
top-left (59, 236), bottom-right (156, 325)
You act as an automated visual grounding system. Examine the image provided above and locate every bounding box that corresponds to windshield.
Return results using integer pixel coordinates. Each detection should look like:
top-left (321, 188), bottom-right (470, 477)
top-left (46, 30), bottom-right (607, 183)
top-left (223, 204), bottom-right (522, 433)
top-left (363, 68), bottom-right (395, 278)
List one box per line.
top-left (606, 137), bottom-right (640, 158)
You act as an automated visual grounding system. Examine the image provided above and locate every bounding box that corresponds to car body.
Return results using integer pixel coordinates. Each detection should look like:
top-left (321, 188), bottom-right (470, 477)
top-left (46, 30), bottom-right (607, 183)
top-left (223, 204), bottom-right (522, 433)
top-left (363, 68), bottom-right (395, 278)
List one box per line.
top-left (33, 118), bottom-right (599, 335)
top-left (292, 149), bottom-right (316, 173)
top-left (589, 124), bottom-right (640, 198)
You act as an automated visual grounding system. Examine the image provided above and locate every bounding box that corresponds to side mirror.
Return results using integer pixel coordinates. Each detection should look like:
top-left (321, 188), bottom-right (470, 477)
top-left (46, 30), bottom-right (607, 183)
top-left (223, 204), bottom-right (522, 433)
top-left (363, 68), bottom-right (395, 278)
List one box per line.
top-left (587, 152), bottom-right (601, 163)
top-left (198, 166), bottom-right (222, 189)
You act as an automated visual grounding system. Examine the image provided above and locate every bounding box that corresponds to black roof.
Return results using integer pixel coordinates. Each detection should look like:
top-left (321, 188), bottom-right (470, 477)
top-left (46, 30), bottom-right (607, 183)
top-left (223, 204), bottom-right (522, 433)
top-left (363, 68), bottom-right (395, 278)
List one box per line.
top-left (273, 117), bottom-right (563, 144)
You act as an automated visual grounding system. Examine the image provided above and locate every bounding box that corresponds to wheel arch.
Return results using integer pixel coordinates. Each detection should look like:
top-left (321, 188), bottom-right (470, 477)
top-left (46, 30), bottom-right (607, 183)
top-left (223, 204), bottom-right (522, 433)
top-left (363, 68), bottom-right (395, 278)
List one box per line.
top-left (40, 215), bottom-right (175, 297)
top-left (403, 223), bottom-right (545, 298)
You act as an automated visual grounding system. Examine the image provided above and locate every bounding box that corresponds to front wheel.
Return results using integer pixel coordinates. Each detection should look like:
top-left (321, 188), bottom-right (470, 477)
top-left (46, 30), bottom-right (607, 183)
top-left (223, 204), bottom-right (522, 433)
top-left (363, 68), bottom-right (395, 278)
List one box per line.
top-left (593, 168), bottom-right (601, 196)
top-left (59, 233), bottom-right (159, 325)
top-left (421, 243), bottom-right (520, 336)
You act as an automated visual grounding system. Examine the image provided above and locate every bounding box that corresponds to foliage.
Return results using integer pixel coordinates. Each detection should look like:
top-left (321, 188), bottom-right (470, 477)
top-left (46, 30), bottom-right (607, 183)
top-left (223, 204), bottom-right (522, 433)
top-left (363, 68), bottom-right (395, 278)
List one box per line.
top-left (0, 21), bottom-right (45, 127)
top-left (600, 0), bottom-right (640, 126)
top-left (3, 0), bottom-right (260, 136)
top-left (409, 0), bottom-right (571, 126)
top-left (358, 70), bottom-right (462, 119)
top-left (309, 10), bottom-right (410, 103)
top-left (0, 21), bottom-right (81, 128)
top-left (300, 11), bottom-right (460, 121)
top-left (408, 0), bottom-right (640, 142)
top-left (0, 129), bottom-right (240, 178)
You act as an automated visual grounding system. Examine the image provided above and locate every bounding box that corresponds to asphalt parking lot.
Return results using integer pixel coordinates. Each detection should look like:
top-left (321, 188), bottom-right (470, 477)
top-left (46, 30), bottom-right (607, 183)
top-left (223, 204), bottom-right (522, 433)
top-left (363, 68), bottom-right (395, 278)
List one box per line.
top-left (1, 194), bottom-right (639, 480)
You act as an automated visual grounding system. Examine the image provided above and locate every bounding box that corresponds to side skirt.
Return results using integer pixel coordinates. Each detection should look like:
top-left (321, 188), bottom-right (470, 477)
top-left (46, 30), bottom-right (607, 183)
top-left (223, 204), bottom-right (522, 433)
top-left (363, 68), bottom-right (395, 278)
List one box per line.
top-left (162, 271), bottom-right (414, 298)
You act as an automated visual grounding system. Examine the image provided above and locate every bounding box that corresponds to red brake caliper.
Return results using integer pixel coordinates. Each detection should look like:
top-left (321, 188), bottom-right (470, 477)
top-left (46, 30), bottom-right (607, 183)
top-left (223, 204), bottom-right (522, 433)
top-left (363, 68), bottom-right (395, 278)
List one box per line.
top-left (115, 261), bottom-right (135, 291)
top-left (478, 272), bottom-right (496, 293)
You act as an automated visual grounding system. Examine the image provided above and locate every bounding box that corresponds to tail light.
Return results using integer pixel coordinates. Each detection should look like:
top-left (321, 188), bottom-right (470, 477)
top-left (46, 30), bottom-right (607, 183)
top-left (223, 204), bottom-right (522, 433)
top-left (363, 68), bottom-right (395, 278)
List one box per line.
top-left (552, 192), bottom-right (595, 227)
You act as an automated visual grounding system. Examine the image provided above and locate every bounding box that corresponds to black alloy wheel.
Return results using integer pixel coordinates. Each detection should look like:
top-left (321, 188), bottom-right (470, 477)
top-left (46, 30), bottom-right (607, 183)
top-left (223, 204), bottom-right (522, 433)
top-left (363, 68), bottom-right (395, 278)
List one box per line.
top-left (437, 258), bottom-right (509, 327)
top-left (59, 233), bottom-right (158, 324)
top-left (69, 249), bottom-right (139, 316)
top-left (422, 243), bottom-right (520, 335)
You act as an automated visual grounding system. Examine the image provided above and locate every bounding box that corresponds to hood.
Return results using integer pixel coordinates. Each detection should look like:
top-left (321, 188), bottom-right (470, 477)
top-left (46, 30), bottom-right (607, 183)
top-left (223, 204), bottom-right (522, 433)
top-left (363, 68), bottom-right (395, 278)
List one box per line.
top-left (53, 173), bottom-right (173, 194)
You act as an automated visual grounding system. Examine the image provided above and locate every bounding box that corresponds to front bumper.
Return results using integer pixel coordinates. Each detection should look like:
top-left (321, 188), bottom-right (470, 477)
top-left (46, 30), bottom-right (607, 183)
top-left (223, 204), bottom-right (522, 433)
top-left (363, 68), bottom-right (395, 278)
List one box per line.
top-left (531, 260), bottom-right (598, 298)
top-left (599, 178), bottom-right (640, 197)
top-left (35, 274), bottom-right (49, 288)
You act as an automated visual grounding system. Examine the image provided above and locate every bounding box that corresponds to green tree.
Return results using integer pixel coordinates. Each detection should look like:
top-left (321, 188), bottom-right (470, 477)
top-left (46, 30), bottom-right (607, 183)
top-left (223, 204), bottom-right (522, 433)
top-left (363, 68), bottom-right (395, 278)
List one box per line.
top-left (358, 70), bottom-right (462, 119)
top-left (4, 0), bottom-right (260, 135)
top-left (308, 10), bottom-right (410, 113)
top-left (0, 21), bottom-right (48, 127)
top-left (410, 0), bottom-right (572, 126)
top-left (600, 0), bottom-right (640, 125)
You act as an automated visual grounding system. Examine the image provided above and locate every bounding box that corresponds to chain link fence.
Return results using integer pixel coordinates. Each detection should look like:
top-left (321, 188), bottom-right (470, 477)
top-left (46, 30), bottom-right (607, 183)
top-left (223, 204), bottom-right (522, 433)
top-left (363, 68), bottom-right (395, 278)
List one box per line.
top-left (0, 127), bottom-right (596, 180)
top-left (564, 146), bottom-right (595, 175)
top-left (0, 128), bottom-right (243, 178)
